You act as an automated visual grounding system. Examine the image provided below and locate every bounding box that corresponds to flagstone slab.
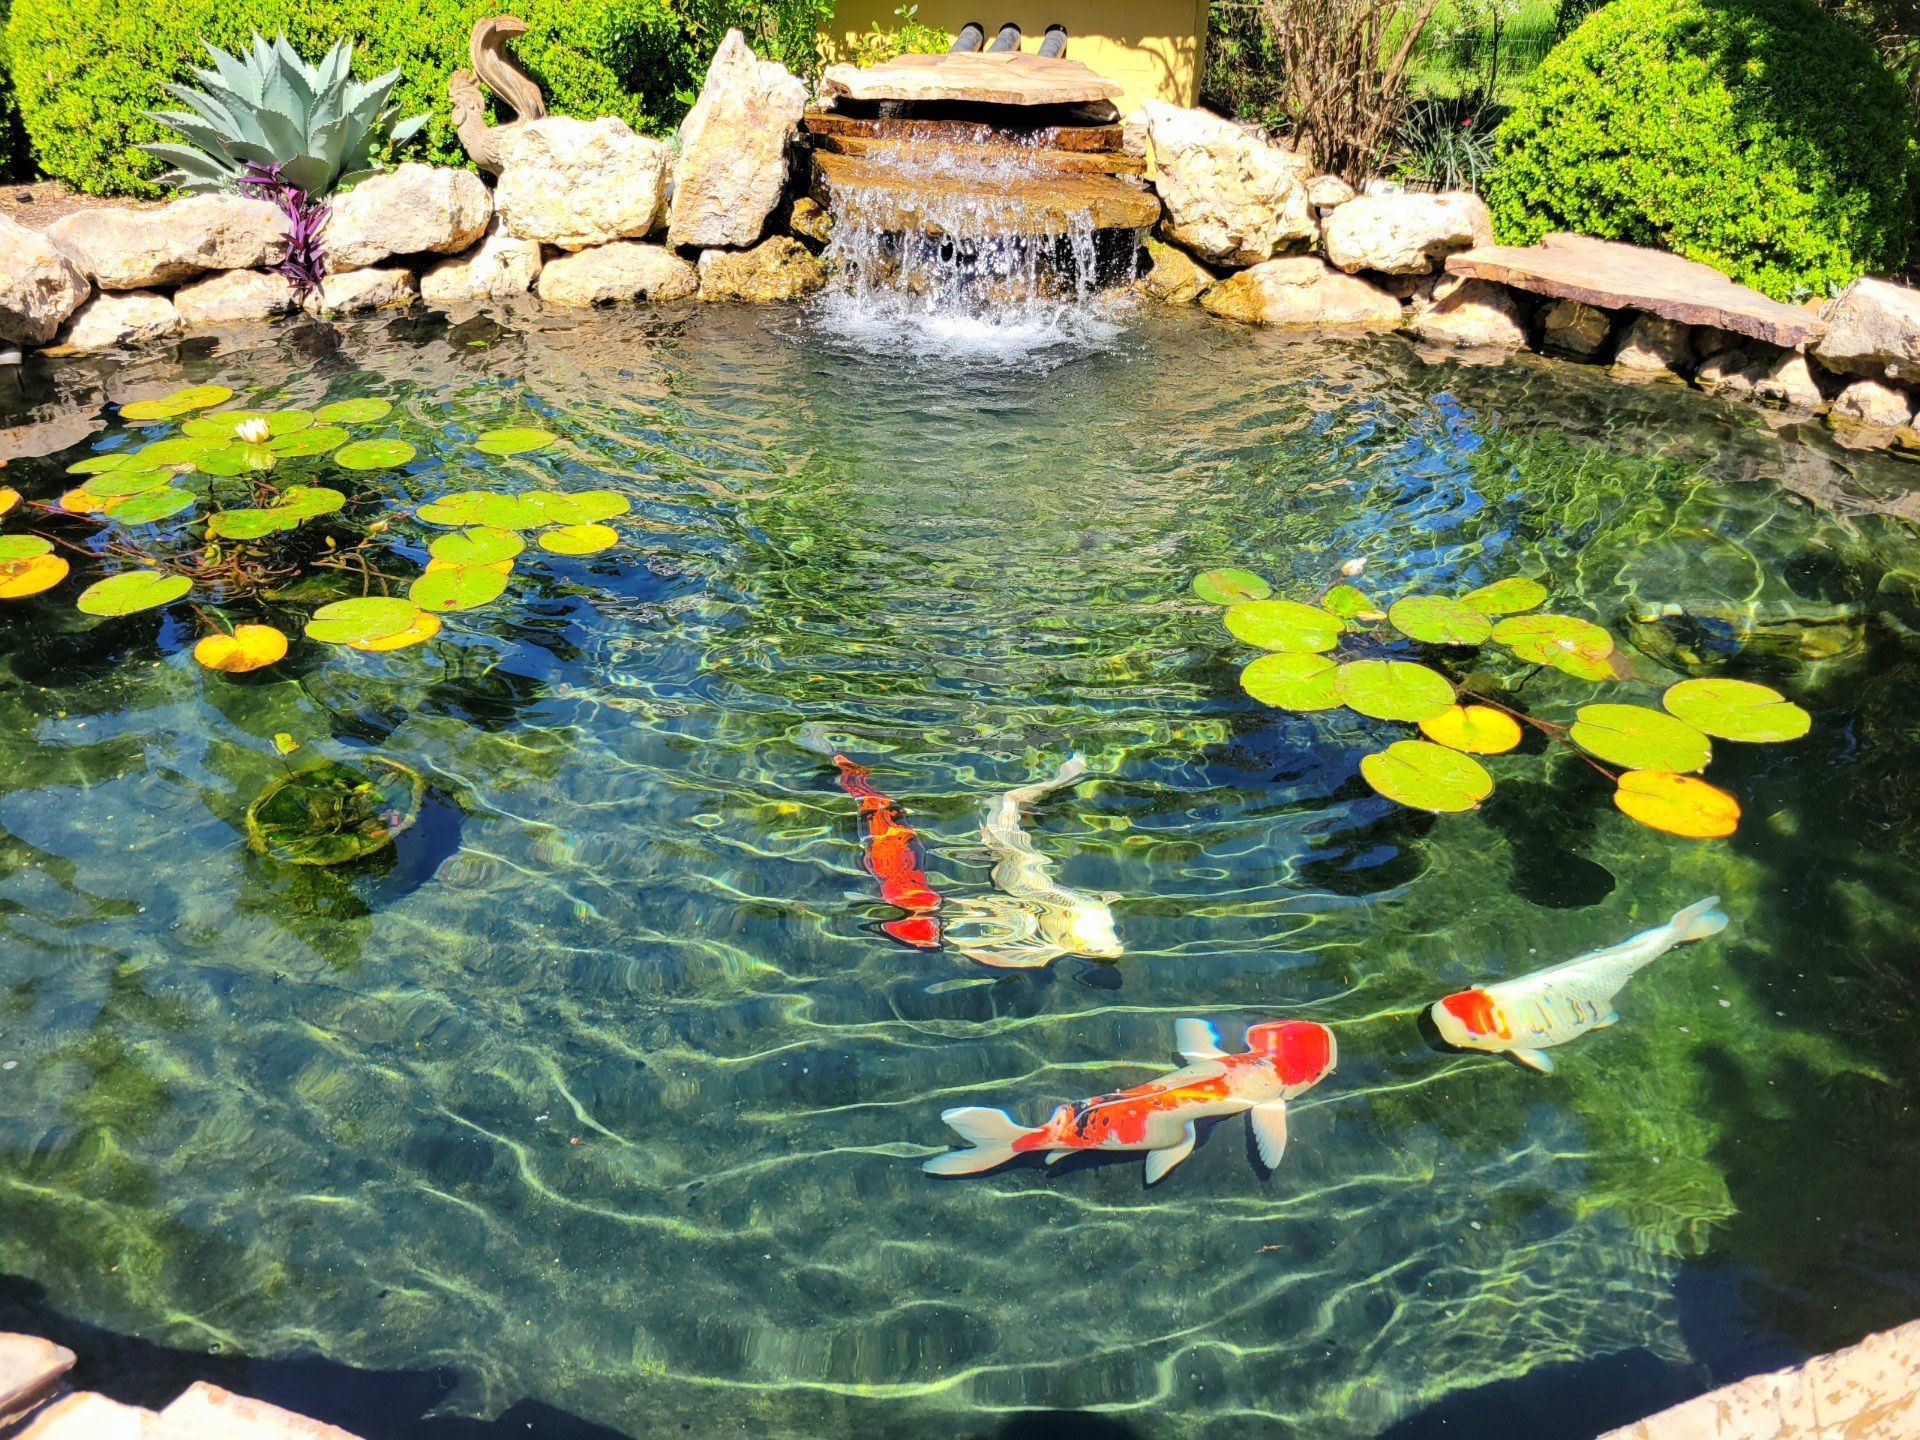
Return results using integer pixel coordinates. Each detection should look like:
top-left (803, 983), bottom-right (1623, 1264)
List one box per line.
top-left (822, 52), bottom-right (1123, 107)
top-left (14, 1391), bottom-right (161, 1439)
top-left (0, 1333), bottom-right (75, 1425)
top-left (1446, 232), bottom-right (1824, 349)
top-left (157, 1382), bottom-right (363, 1439)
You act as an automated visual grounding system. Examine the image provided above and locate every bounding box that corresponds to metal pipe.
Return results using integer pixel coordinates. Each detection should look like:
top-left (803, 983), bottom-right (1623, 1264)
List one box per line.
top-left (1037, 24), bottom-right (1068, 57)
top-left (950, 22), bottom-right (985, 52)
top-left (987, 22), bottom-right (1022, 52)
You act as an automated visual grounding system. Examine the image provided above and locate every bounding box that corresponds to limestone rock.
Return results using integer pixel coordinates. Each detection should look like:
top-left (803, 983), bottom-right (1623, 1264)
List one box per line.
top-left (1696, 345), bottom-right (1764, 398)
top-left (1, 1333), bottom-right (76, 1424)
top-left (1136, 238), bottom-right (1214, 304)
top-left (698, 237), bottom-right (828, 303)
top-left (1322, 192), bottom-right (1492, 276)
top-left (48, 195), bottom-right (286, 290)
top-left (1200, 255), bottom-right (1402, 331)
top-left (1755, 353), bottom-right (1825, 411)
top-left (420, 219), bottom-right (543, 308)
top-left (1139, 101), bottom-right (1313, 268)
top-left (788, 197), bottom-right (833, 248)
top-left (1692, 325), bottom-right (1745, 362)
top-left (1306, 174), bottom-right (1356, 209)
top-left (1831, 377), bottom-right (1914, 428)
top-left (496, 117), bottom-right (671, 251)
top-left (669, 29), bottom-right (807, 250)
top-left (0, 215), bottom-right (91, 346)
top-left (537, 242), bottom-right (699, 307)
top-left (57, 290), bottom-right (183, 351)
top-left (1121, 106), bottom-right (1150, 160)
top-left (1409, 277), bottom-right (1528, 348)
top-left (172, 270), bottom-right (296, 328)
top-left (325, 165), bottom-right (491, 271)
top-left (1611, 313), bottom-right (1694, 381)
top-left (309, 267), bottom-right (416, 317)
top-left (159, 1381), bottom-right (363, 1439)
top-left (1814, 277), bottom-right (1920, 382)
top-left (1542, 298), bottom-right (1612, 357)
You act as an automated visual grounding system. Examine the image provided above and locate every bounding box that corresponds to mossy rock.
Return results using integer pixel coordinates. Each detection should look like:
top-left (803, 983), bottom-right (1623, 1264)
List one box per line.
top-left (245, 756), bottom-right (424, 866)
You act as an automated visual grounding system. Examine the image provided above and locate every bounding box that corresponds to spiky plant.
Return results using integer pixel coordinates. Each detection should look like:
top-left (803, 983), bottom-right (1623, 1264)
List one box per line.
top-left (141, 33), bottom-right (427, 198)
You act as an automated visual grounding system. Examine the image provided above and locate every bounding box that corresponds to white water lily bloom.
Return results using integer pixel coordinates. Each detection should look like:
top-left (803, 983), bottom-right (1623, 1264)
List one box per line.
top-left (235, 418), bottom-right (271, 444)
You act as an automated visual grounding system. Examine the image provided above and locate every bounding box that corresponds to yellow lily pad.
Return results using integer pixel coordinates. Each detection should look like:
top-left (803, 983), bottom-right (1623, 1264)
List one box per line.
top-left (346, 610), bottom-right (443, 652)
top-left (538, 523), bottom-right (619, 556)
top-left (193, 623), bottom-right (289, 673)
top-left (1614, 770), bottom-right (1741, 839)
top-left (0, 553), bottom-right (69, 599)
top-left (1418, 704), bottom-right (1523, 755)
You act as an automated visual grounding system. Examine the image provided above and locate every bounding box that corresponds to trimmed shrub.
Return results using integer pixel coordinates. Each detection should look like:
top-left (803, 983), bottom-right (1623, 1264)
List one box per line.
top-left (1486, 0), bottom-right (1920, 301)
top-left (0, 0), bottom-right (24, 182)
top-left (4, 0), bottom-right (696, 197)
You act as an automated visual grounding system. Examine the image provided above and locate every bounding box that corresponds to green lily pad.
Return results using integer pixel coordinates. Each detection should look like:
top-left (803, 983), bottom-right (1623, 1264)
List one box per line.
top-left (75, 569), bottom-right (191, 616)
top-left (206, 508), bottom-right (286, 540)
top-left (1570, 703), bottom-right (1712, 773)
top-left (1460, 577), bottom-right (1549, 615)
top-left (104, 487), bottom-right (195, 525)
top-left (415, 491), bottom-right (547, 530)
top-left (259, 409), bottom-right (313, 436)
top-left (314, 398), bottom-right (393, 425)
top-left (538, 523), bottom-right (619, 556)
top-left (0, 535), bottom-right (53, 563)
top-left (1334, 659), bottom-right (1455, 722)
top-left (1240, 652), bottom-right (1340, 711)
top-left (1388, 595), bottom-right (1494, 647)
top-left (182, 410), bottom-right (268, 439)
top-left (1663, 678), bottom-right (1811, 744)
top-left (66, 453), bottom-right (134, 476)
top-left (409, 563), bottom-right (511, 613)
top-left (1360, 740), bottom-right (1493, 812)
top-left (276, 485), bottom-right (345, 520)
top-left (1319, 584), bottom-right (1382, 621)
top-left (523, 490), bottom-right (631, 526)
top-left (1192, 568), bottom-right (1271, 604)
top-left (430, 527), bottom-right (525, 566)
top-left (270, 425), bottom-right (349, 457)
top-left (81, 467), bottom-right (174, 499)
top-left (134, 436), bottom-right (223, 467)
top-left (304, 596), bottom-right (422, 645)
top-left (475, 426), bottom-right (555, 456)
top-left (1224, 598), bottom-right (1344, 653)
top-left (245, 756), bottom-right (424, 866)
top-left (193, 444), bottom-right (277, 476)
top-left (1493, 613), bottom-right (1615, 672)
top-left (119, 385), bottom-right (233, 422)
top-left (335, 438), bottom-right (416, 471)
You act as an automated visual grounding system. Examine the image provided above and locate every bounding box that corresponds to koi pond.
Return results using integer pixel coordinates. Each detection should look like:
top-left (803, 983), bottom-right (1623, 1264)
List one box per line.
top-left (2, 302), bottom-right (1918, 1440)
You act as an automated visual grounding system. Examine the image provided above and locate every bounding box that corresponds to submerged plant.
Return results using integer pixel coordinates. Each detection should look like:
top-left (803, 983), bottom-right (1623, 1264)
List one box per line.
top-left (141, 33), bottom-right (426, 197)
top-left (1192, 566), bottom-right (1811, 838)
top-left (246, 755), bottom-right (424, 865)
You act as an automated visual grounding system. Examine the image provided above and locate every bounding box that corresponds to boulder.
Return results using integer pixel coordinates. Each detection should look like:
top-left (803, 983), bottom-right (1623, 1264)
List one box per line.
top-left (172, 270), bottom-right (296, 328)
top-left (1409, 277), bottom-right (1528, 348)
top-left (325, 164), bottom-right (492, 271)
top-left (420, 219), bottom-right (543, 308)
top-left (1541, 298), bottom-right (1612, 357)
top-left (1831, 377), bottom-right (1914, 428)
top-left (788, 197), bottom-right (833, 248)
top-left (1200, 255), bottom-right (1402, 331)
top-left (698, 237), bottom-right (828, 303)
top-left (1813, 277), bottom-right (1920, 382)
top-left (1755, 354), bottom-right (1825, 411)
top-left (159, 1382), bottom-right (361, 1440)
top-left (56, 291), bottom-right (182, 352)
top-left (1306, 174), bottom-right (1356, 209)
top-left (48, 195), bottom-right (286, 290)
top-left (309, 266), bottom-right (417, 316)
top-left (537, 242), bottom-right (699, 307)
top-left (1135, 238), bottom-right (1215, 305)
top-left (0, 215), bottom-right (91, 346)
top-left (1611, 313), bottom-right (1694, 381)
top-left (1322, 192), bottom-right (1492, 276)
top-left (1138, 101), bottom-right (1313, 268)
top-left (668, 29), bottom-right (807, 250)
top-left (496, 117), bottom-right (671, 251)
top-left (1121, 107), bottom-right (1150, 160)
top-left (1695, 345), bottom-right (1764, 399)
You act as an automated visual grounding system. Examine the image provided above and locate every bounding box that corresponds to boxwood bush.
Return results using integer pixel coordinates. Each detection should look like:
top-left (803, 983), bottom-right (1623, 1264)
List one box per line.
top-left (1485, 0), bottom-right (1920, 301)
top-left (0, 0), bottom-right (23, 182)
top-left (4, 0), bottom-right (700, 196)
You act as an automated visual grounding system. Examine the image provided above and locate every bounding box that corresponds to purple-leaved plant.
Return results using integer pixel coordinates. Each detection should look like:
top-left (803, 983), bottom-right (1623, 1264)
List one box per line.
top-left (239, 161), bottom-right (329, 305)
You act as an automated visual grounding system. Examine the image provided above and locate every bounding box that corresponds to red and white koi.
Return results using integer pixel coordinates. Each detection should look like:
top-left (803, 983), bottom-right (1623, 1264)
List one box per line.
top-left (924, 1017), bottom-right (1337, 1184)
top-left (798, 725), bottom-right (942, 949)
top-left (1430, 896), bottom-right (1728, 1074)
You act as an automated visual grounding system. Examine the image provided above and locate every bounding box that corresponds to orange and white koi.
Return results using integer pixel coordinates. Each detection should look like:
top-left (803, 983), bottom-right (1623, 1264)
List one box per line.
top-left (1430, 896), bottom-right (1728, 1074)
top-left (798, 725), bottom-right (942, 949)
top-left (924, 1018), bottom-right (1337, 1184)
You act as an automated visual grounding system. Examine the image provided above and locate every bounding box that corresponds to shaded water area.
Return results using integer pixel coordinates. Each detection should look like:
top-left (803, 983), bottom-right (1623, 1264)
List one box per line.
top-left (3, 301), bottom-right (1920, 1439)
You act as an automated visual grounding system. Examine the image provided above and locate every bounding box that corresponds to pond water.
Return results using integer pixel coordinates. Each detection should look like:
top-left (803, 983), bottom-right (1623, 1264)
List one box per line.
top-left (2, 301), bottom-right (1920, 1440)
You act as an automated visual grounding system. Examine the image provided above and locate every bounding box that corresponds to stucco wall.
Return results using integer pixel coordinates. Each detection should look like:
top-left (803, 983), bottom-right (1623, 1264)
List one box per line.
top-left (825, 1), bottom-right (1207, 112)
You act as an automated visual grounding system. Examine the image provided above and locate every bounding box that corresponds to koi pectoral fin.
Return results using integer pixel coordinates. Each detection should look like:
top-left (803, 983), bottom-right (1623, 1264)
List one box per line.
top-left (1249, 1100), bottom-right (1289, 1170)
top-left (1509, 1047), bottom-right (1557, 1075)
top-left (1143, 1123), bottom-right (1197, 1185)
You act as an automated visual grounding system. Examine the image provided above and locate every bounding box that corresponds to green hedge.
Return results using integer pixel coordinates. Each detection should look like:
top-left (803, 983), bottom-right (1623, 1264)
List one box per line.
top-left (4, 0), bottom-right (706, 197)
top-left (0, 0), bottom-right (23, 183)
top-left (1485, 0), bottom-right (1919, 301)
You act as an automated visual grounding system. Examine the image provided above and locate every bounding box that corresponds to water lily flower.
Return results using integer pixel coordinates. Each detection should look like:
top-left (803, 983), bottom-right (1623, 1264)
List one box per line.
top-left (236, 418), bottom-right (271, 444)
top-left (1340, 558), bottom-right (1367, 576)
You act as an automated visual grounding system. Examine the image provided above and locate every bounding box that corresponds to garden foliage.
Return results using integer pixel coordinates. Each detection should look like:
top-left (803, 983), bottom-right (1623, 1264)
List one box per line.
top-left (0, 0), bottom-right (22, 183)
top-left (1486, 0), bottom-right (1920, 301)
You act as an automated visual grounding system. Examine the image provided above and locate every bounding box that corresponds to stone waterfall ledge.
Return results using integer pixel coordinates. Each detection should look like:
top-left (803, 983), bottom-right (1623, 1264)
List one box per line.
top-left (1598, 1318), bottom-right (1920, 1440)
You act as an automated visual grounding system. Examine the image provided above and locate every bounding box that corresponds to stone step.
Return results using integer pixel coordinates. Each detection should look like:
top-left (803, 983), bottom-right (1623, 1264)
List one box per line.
top-left (156, 1383), bottom-right (363, 1440)
top-left (810, 151), bottom-right (1160, 238)
top-left (812, 132), bottom-right (1146, 176)
top-left (0, 1333), bottom-right (76, 1427)
top-left (11, 1391), bottom-right (163, 1439)
top-left (821, 51), bottom-right (1123, 107)
top-left (802, 111), bottom-right (1125, 154)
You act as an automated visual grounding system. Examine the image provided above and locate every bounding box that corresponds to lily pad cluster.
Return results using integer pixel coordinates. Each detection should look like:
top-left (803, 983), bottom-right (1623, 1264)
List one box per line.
top-left (0, 386), bottom-right (626, 674)
top-left (1192, 567), bottom-right (1811, 839)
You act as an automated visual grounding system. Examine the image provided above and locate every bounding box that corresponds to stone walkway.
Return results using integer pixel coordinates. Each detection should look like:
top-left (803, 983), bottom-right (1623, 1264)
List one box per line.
top-left (0, 1333), bottom-right (360, 1439)
top-left (1599, 1319), bottom-right (1920, 1440)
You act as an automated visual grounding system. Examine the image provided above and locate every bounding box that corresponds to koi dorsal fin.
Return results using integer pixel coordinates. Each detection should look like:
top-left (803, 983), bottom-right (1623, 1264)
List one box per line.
top-left (1174, 1018), bottom-right (1227, 1062)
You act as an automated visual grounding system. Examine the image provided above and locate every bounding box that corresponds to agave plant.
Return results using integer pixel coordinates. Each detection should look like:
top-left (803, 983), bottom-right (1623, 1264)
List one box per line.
top-left (141, 33), bottom-right (426, 198)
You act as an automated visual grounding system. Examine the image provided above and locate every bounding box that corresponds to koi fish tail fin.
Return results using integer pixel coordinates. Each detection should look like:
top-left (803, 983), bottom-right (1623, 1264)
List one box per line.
top-left (1001, 753), bottom-right (1089, 809)
top-left (923, 1107), bottom-right (1035, 1176)
top-left (1669, 896), bottom-right (1728, 945)
top-left (794, 723), bottom-right (838, 759)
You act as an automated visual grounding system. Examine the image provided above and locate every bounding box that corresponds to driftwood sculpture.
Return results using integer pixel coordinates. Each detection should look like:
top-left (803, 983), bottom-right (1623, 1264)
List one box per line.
top-left (449, 15), bottom-right (548, 175)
